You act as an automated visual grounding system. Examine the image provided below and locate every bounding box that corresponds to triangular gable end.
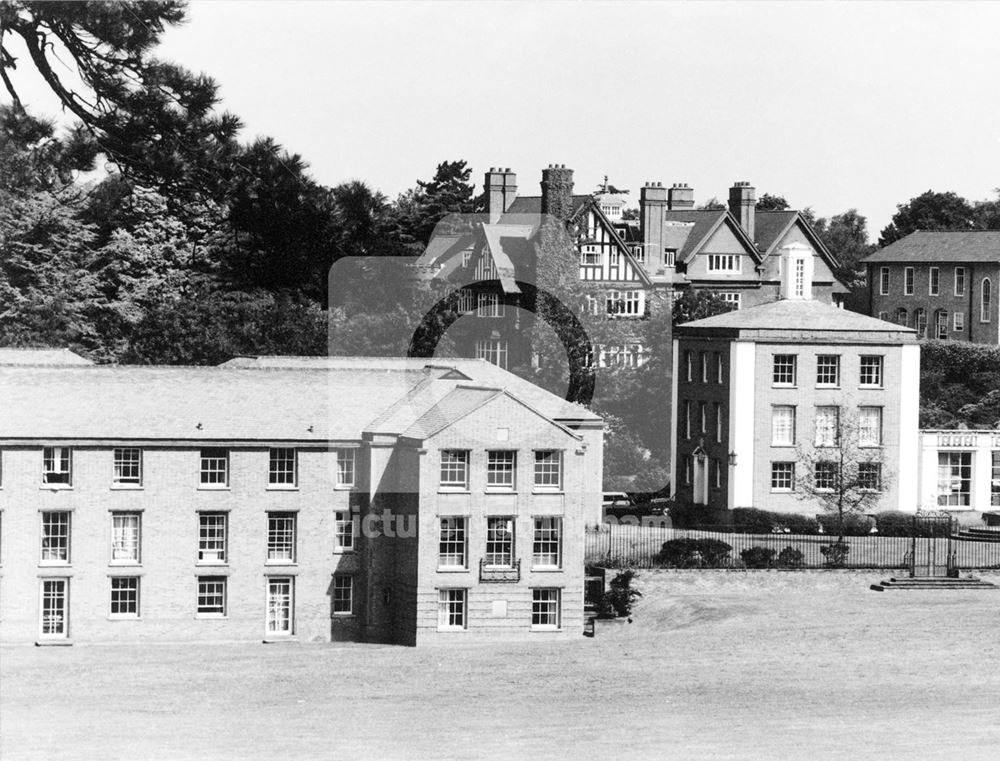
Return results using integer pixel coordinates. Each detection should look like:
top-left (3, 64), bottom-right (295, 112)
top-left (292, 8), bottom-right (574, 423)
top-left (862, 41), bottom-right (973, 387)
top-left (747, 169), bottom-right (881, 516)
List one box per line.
top-left (573, 198), bottom-right (653, 287)
top-left (680, 212), bottom-right (762, 266)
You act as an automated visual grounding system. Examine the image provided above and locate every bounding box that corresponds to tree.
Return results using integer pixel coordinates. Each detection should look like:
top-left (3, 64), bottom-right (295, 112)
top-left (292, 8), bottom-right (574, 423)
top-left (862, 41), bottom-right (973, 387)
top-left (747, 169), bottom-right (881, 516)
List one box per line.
top-left (672, 289), bottom-right (737, 326)
top-left (392, 160), bottom-right (476, 250)
top-left (755, 193), bottom-right (789, 211)
top-left (879, 190), bottom-right (977, 246)
top-left (794, 411), bottom-right (889, 547)
top-left (697, 197), bottom-right (726, 211)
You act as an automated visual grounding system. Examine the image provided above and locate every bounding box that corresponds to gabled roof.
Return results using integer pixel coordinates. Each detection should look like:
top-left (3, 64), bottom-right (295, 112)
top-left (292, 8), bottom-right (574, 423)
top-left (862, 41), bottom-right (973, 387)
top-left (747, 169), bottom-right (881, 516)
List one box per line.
top-left (580, 200), bottom-right (652, 286)
top-left (664, 209), bottom-right (761, 264)
top-left (754, 211), bottom-right (843, 276)
top-left (678, 298), bottom-right (916, 335)
top-left (864, 231), bottom-right (1000, 263)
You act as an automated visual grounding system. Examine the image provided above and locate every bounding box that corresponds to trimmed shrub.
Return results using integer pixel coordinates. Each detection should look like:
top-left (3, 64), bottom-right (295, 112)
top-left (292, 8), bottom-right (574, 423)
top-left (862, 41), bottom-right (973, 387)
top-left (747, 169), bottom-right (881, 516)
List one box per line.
top-left (817, 513), bottom-right (873, 537)
top-left (820, 541), bottom-right (850, 567)
top-left (740, 546), bottom-right (777, 569)
top-left (596, 570), bottom-right (642, 618)
top-left (731, 508), bottom-right (774, 533)
top-left (778, 513), bottom-right (821, 535)
top-left (777, 546), bottom-right (805, 568)
top-left (656, 538), bottom-right (733, 568)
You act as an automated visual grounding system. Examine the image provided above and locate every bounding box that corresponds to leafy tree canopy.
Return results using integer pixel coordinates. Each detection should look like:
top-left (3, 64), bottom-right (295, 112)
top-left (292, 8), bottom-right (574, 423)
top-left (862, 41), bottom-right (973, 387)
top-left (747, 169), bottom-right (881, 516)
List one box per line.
top-left (755, 193), bottom-right (788, 211)
top-left (878, 190), bottom-right (977, 246)
top-left (671, 289), bottom-right (736, 326)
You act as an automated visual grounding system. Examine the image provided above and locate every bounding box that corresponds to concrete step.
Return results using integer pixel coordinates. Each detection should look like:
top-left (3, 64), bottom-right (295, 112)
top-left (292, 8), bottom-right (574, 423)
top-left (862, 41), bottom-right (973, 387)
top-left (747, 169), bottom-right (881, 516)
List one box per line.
top-left (870, 576), bottom-right (998, 592)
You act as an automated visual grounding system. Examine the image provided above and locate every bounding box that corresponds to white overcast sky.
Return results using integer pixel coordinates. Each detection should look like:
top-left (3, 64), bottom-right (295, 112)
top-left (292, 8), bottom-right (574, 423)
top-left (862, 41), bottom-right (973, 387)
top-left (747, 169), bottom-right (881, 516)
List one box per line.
top-left (11, 1), bottom-right (1000, 237)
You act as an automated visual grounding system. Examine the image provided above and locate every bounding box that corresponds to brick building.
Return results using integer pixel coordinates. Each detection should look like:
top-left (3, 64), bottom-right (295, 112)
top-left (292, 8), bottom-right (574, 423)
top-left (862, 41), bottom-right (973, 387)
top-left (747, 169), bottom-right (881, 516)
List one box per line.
top-left (864, 231), bottom-right (1000, 342)
top-left (0, 352), bottom-right (602, 646)
top-left (671, 248), bottom-right (920, 515)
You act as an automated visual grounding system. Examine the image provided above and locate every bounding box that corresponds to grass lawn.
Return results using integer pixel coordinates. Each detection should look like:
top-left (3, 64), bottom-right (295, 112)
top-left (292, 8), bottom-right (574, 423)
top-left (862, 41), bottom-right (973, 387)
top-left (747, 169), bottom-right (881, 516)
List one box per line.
top-left (3, 571), bottom-right (1000, 760)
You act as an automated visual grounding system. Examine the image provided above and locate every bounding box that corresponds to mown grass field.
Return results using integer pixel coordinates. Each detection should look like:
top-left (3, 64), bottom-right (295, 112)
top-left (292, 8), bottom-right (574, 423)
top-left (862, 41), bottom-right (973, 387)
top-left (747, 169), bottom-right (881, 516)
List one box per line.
top-left (3, 570), bottom-right (1000, 761)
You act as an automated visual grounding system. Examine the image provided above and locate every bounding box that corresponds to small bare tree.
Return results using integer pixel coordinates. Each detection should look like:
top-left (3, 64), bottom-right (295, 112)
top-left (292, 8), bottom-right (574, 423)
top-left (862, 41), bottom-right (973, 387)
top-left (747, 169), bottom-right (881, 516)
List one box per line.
top-left (794, 409), bottom-right (890, 547)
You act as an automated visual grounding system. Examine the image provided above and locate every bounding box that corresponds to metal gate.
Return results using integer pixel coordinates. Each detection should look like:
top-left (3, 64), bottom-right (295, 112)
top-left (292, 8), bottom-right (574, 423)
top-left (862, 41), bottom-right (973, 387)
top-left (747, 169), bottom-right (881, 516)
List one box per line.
top-left (910, 515), bottom-right (956, 577)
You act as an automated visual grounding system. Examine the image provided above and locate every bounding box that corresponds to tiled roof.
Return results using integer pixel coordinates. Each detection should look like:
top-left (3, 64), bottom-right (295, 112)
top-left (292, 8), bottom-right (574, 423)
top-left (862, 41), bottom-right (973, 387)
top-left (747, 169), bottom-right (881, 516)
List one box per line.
top-left (663, 210), bottom-right (729, 260)
top-left (0, 348), bottom-right (93, 365)
top-left (864, 231), bottom-right (1000, 263)
top-left (0, 357), bottom-right (599, 443)
top-left (400, 386), bottom-right (502, 439)
top-left (753, 211), bottom-right (798, 255)
top-left (678, 298), bottom-right (917, 335)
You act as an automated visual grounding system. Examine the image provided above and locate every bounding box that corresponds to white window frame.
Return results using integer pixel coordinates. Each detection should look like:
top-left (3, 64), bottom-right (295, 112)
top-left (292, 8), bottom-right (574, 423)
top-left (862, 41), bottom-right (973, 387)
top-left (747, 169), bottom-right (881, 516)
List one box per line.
top-left (486, 450), bottom-right (516, 491)
top-left (266, 576), bottom-right (294, 634)
top-left (112, 447), bottom-right (142, 487)
top-left (532, 516), bottom-right (562, 569)
top-left (266, 511), bottom-right (296, 563)
top-left (858, 462), bottom-right (882, 492)
top-left (954, 312), bottom-right (965, 332)
top-left (476, 292), bottom-right (505, 318)
top-left (915, 308), bottom-right (927, 339)
top-left (814, 461), bottom-right (837, 492)
top-left (110, 576), bottom-right (140, 619)
top-left (332, 575), bottom-right (353, 616)
top-left (530, 588), bottom-right (561, 630)
top-left (815, 406), bottom-right (840, 447)
top-left (982, 278), bottom-right (992, 323)
top-left (700, 352), bottom-right (708, 383)
top-left (954, 267), bottom-right (966, 297)
top-left (485, 516), bottom-right (515, 568)
top-left (334, 510), bottom-right (355, 552)
top-left (440, 449), bottom-right (470, 490)
top-left (580, 244), bottom-right (601, 265)
top-left (771, 405), bottom-right (796, 447)
top-left (533, 450), bottom-right (562, 491)
top-left (904, 267), bottom-right (914, 295)
top-left (859, 355), bottom-right (884, 388)
top-left (772, 354), bottom-right (797, 387)
top-left (110, 512), bottom-right (141, 565)
top-left (879, 267), bottom-right (890, 295)
top-left (714, 402), bottom-right (723, 443)
top-left (268, 447), bottom-right (297, 488)
top-left (197, 512), bottom-right (227, 564)
top-left (632, 244), bottom-right (646, 263)
top-left (716, 352), bottom-right (724, 383)
top-left (719, 292), bottom-right (742, 310)
top-left (606, 289), bottom-right (643, 317)
top-left (40, 511), bottom-right (71, 564)
top-left (197, 576), bottom-right (227, 617)
top-left (199, 448), bottom-right (229, 489)
top-left (938, 451), bottom-right (972, 507)
top-left (437, 588), bottom-right (467, 630)
top-left (816, 355), bottom-right (840, 387)
top-left (42, 446), bottom-right (72, 487)
top-left (335, 449), bottom-right (356, 488)
top-left (475, 339), bottom-right (508, 369)
top-left (456, 288), bottom-right (475, 314)
top-left (770, 462), bottom-right (795, 492)
top-left (858, 406), bottom-right (883, 447)
top-left (438, 516), bottom-right (468, 569)
top-left (707, 254), bottom-right (741, 273)
top-left (39, 578), bottom-right (69, 638)
top-left (929, 267), bottom-right (940, 296)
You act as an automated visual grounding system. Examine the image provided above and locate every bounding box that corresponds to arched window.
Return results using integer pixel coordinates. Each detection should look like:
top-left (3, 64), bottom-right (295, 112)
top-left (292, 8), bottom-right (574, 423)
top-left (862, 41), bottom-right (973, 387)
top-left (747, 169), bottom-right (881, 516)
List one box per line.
top-left (935, 309), bottom-right (949, 340)
top-left (895, 307), bottom-right (908, 327)
top-left (914, 308), bottom-right (927, 339)
top-left (982, 278), bottom-right (992, 323)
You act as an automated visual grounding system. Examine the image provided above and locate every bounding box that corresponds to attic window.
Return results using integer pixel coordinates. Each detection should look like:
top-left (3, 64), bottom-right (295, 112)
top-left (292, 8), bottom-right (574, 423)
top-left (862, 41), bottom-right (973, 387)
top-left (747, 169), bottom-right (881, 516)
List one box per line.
top-left (708, 254), bottom-right (740, 273)
top-left (580, 245), bottom-right (600, 265)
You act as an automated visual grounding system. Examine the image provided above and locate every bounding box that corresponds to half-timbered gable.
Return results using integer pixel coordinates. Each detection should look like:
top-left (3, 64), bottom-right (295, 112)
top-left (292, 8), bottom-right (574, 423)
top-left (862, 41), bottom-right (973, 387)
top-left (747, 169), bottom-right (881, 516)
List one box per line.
top-left (573, 202), bottom-right (651, 287)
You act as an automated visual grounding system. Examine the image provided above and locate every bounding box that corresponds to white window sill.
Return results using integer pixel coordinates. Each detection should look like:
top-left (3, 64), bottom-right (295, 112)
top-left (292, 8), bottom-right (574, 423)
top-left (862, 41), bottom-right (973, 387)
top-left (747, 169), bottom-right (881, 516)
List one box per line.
top-left (438, 488), bottom-right (470, 494)
top-left (197, 485), bottom-right (231, 491)
top-left (485, 489), bottom-right (516, 494)
top-left (770, 490), bottom-right (794, 494)
top-left (333, 548), bottom-right (355, 555)
top-left (195, 614), bottom-right (227, 620)
top-left (529, 627), bottom-right (562, 633)
top-left (332, 613), bottom-right (355, 618)
top-left (815, 385), bottom-right (840, 390)
top-left (771, 384), bottom-right (796, 389)
top-left (37, 562), bottom-right (71, 569)
top-left (39, 484), bottom-right (73, 491)
top-left (196, 561), bottom-right (229, 569)
top-left (108, 562), bottom-right (142, 568)
top-left (262, 635), bottom-right (298, 643)
top-left (333, 485), bottom-right (356, 491)
top-left (264, 560), bottom-right (297, 567)
top-left (108, 615), bottom-right (140, 621)
top-left (110, 483), bottom-right (143, 491)
top-left (436, 627), bottom-right (467, 633)
top-left (266, 485), bottom-right (299, 492)
top-left (533, 489), bottom-right (564, 495)
top-left (531, 566), bottom-right (563, 573)
top-left (35, 639), bottom-right (72, 647)
top-left (436, 567), bottom-right (470, 573)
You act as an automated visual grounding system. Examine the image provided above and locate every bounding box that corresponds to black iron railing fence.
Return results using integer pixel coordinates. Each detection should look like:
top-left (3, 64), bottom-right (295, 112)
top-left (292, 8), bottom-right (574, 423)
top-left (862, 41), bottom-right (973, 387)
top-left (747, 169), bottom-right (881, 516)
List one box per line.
top-left (584, 524), bottom-right (1000, 570)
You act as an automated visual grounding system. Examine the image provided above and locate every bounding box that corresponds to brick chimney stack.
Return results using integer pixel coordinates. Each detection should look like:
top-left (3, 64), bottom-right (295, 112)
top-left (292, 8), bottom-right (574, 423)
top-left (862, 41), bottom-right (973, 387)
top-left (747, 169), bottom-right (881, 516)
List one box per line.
top-left (668, 183), bottom-right (694, 210)
top-left (729, 181), bottom-right (756, 241)
top-left (640, 182), bottom-right (667, 266)
top-left (540, 164), bottom-right (574, 221)
top-left (486, 167), bottom-right (517, 224)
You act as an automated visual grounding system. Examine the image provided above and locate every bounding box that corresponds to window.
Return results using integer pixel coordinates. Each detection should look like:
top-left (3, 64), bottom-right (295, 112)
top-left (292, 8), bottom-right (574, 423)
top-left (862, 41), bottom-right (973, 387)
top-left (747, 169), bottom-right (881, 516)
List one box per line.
top-left (711, 458), bottom-right (722, 488)
top-left (456, 288), bottom-right (475, 314)
top-left (794, 258), bottom-right (806, 297)
top-left (701, 352), bottom-right (708, 383)
top-left (268, 448), bottom-right (297, 487)
top-left (113, 448), bottom-right (142, 486)
top-left (771, 406), bottom-right (795, 446)
top-left (955, 267), bottom-right (966, 297)
top-left (816, 355), bottom-right (840, 387)
top-left (859, 355), bottom-right (883, 387)
top-left (334, 511), bottom-right (354, 552)
top-left (610, 247), bottom-right (620, 266)
top-left (438, 517), bottom-right (467, 568)
top-left (770, 462), bottom-right (795, 492)
top-left (859, 463), bottom-right (882, 492)
top-left (714, 402), bottom-right (723, 443)
top-left (858, 406), bottom-right (883, 446)
top-left (878, 311), bottom-right (889, 321)
top-left (485, 517), bottom-right (514, 567)
top-left (606, 289), bottom-right (642, 316)
top-left (475, 339), bottom-right (508, 369)
top-left (935, 309), bottom-right (948, 339)
top-left (815, 406), bottom-right (840, 447)
top-left (683, 455), bottom-right (692, 486)
top-left (929, 267), bottom-right (940, 296)
top-left (719, 292), bottom-right (742, 310)
top-left (915, 308), bottom-right (927, 339)
top-left (40, 579), bottom-right (68, 638)
top-left (42, 447), bottom-right (71, 486)
top-left (531, 588), bottom-right (561, 629)
top-left (267, 577), bottom-right (294, 633)
top-left (992, 451), bottom-right (1000, 507)
top-left (982, 279), bottom-right (992, 323)
top-left (580, 244), bottom-right (600, 265)
top-left (110, 577), bottom-right (139, 618)
top-left (582, 294), bottom-right (601, 316)
top-left (532, 517), bottom-right (562, 568)
top-left (904, 267), bottom-right (914, 295)
top-left (685, 350), bottom-right (693, 382)
top-left (41, 512), bottom-right (70, 563)
top-left (938, 452), bottom-right (972, 507)
top-left (895, 308), bottom-right (908, 327)
top-left (954, 312), bottom-right (965, 332)
top-left (267, 512), bottom-right (296, 562)
top-left (684, 400), bottom-right (692, 439)
top-left (772, 354), bottom-right (797, 386)
top-left (664, 247), bottom-right (676, 266)
top-left (199, 448), bottom-right (228, 487)
top-left (198, 513), bottom-right (227, 563)
top-left (440, 450), bottom-right (469, 490)
top-left (715, 352), bottom-right (724, 383)
top-left (699, 402), bottom-right (707, 434)
top-left (335, 449), bottom-right (355, 488)
top-left (533, 450), bottom-right (562, 490)
top-left (879, 267), bottom-right (890, 295)
top-left (437, 589), bottom-right (467, 630)
top-left (486, 451), bottom-right (516, 490)
top-left (814, 462), bottom-right (837, 492)
top-left (707, 254), bottom-right (740, 273)
top-left (332, 575), bottom-right (353, 615)
top-left (110, 513), bottom-right (141, 564)
top-left (197, 577), bottom-right (226, 616)
top-left (477, 292), bottom-right (505, 317)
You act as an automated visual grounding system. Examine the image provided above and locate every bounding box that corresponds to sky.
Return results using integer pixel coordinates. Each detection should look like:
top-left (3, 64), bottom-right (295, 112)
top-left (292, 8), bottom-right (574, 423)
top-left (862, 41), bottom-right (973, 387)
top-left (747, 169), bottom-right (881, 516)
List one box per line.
top-left (10, 1), bottom-right (1000, 238)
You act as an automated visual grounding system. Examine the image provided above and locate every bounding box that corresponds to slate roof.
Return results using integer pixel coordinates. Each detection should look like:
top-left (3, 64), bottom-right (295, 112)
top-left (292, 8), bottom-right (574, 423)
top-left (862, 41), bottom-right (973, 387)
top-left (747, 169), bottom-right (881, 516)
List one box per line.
top-left (678, 298), bottom-right (916, 335)
top-left (504, 195), bottom-right (592, 217)
top-left (753, 211), bottom-right (798, 255)
top-left (0, 348), bottom-right (93, 365)
top-left (864, 231), bottom-right (1000, 263)
top-left (0, 357), bottom-right (599, 443)
top-left (662, 209), bottom-right (732, 261)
